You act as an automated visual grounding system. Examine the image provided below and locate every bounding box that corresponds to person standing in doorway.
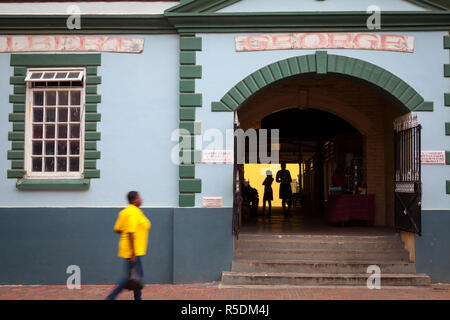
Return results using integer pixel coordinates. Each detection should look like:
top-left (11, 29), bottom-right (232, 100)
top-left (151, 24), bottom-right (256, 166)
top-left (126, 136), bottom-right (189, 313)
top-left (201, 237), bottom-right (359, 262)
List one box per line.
top-left (106, 191), bottom-right (151, 300)
top-left (262, 170), bottom-right (274, 217)
top-left (276, 162), bottom-right (293, 217)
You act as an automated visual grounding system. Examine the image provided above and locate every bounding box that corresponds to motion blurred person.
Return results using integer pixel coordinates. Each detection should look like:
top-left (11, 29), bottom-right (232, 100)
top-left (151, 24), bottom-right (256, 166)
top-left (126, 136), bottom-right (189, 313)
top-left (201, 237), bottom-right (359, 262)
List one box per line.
top-left (106, 191), bottom-right (151, 300)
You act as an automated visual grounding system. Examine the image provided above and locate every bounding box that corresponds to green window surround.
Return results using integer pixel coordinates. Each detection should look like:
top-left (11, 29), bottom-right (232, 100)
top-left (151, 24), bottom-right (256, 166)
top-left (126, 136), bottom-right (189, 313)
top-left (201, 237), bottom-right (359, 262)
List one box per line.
top-left (8, 54), bottom-right (102, 190)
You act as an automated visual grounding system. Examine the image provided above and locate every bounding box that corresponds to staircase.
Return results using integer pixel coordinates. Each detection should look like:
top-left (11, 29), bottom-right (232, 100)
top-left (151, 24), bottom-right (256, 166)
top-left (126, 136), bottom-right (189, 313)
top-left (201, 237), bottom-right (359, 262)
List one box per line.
top-left (221, 233), bottom-right (431, 287)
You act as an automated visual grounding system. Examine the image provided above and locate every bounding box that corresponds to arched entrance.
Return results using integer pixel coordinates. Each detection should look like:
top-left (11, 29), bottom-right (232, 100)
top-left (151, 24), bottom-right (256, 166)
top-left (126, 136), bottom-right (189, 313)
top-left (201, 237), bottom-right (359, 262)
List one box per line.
top-left (212, 52), bottom-right (427, 236)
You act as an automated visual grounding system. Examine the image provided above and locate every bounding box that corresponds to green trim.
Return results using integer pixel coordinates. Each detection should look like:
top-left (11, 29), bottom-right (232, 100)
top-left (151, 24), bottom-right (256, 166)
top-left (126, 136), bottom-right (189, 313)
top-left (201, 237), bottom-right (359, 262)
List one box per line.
top-left (179, 179), bottom-right (202, 193)
top-left (446, 151), bottom-right (450, 165)
top-left (447, 181), bottom-right (450, 194)
top-left (180, 121), bottom-right (202, 135)
top-left (167, 0), bottom-right (241, 13)
top-left (405, 0), bottom-right (450, 10)
top-left (413, 101), bottom-right (434, 112)
top-left (7, 170), bottom-right (24, 179)
top-left (179, 149), bottom-right (202, 164)
top-left (85, 132), bottom-right (101, 141)
top-left (180, 37), bottom-right (202, 51)
top-left (0, 14), bottom-right (175, 35)
top-left (180, 79), bottom-right (196, 93)
top-left (180, 107), bottom-right (196, 121)
top-left (84, 170), bottom-right (101, 179)
top-left (11, 54), bottom-right (101, 67)
top-left (86, 104), bottom-right (98, 113)
top-left (11, 160), bottom-right (24, 169)
top-left (8, 113), bottom-right (24, 122)
top-left (180, 52), bottom-right (197, 65)
top-left (8, 132), bottom-right (24, 141)
top-left (179, 164), bottom-right (196, 178)
top-left (178, 34), bottom-right (203, 206)
top-left (446, 123), bottom-right (450, 135)
top-left (166, 12), bottom-right (450, 33)
top-left (13, 104), bottom-right (25, 113)
top-left (84, 160), bottom-right (97, 170)
top-left (85, 151), bottom-right (101, 160)
top-left (169, 0), bottom-right (449, 13)
top-left (179, 193), bottom-right (196, 207)
top-left (7, 150), bottom-right (24, 160)
top-left (12, 142), bottom-right (24, 150)
top-left (444, 64), bottom-right (450, 77)
top-left (212, 51), bottom-right (428, 115)
top-left (16, 179), bottom-right (90, 191)
top-left (180, 65), bottom-right (202, 79)
top-left (7, 54), bottom-right (102, 189)
top-left (180, 93), bottom-right (202, 107)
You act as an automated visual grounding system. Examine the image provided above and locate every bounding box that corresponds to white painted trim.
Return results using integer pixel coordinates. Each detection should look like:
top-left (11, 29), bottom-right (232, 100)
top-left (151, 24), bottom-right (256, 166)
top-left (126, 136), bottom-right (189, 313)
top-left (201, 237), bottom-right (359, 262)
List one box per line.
top-left (0, 2), bottom-right (178, 15)
top-left (24, 67), bottom-right (86, 179)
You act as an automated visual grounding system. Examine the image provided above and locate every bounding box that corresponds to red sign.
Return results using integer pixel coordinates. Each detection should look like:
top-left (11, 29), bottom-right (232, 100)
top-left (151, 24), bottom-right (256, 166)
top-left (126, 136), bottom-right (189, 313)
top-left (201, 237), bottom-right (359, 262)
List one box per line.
top-left (0, 36), bottom-right (144, 53)
top-left (236, 33), bottom-right (414, 53)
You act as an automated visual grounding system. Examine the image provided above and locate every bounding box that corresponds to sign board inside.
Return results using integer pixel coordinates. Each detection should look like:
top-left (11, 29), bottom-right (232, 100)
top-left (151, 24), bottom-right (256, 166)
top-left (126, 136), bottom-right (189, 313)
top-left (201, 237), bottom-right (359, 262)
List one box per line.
top-left (202, 197), bottom-right (223, 208)
top-left (236, 33), bottom-right (414, 53)
top-left (0, 36), bottom-right (144, 53)
top-left (421, 151), bottom-right (446, 165)
top-left (201, 150), bottom-right (233, 164)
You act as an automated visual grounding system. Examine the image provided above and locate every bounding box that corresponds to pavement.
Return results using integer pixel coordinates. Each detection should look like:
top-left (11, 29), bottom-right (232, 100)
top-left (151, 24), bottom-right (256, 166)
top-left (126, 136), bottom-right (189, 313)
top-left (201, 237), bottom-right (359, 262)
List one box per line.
top-left (0, 282), bottom-right (449, 300)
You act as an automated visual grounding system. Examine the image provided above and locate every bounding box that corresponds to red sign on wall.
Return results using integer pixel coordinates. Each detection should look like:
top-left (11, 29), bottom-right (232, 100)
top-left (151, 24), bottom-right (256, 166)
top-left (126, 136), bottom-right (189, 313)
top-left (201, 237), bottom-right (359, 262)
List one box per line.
top-left (236, 33), bottom-right (414, 53)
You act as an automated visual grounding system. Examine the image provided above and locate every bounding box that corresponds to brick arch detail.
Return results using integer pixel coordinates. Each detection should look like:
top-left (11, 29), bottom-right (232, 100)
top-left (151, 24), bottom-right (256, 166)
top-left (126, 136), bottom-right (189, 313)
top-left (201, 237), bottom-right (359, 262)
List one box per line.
top-left (211, 51), bottom-right (431, 115)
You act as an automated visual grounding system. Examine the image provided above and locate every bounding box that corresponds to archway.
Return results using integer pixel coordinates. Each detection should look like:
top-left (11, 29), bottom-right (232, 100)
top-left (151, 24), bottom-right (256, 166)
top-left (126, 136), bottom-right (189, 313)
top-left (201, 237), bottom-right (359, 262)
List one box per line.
top-left (212, 52), bottom-right (430, 234)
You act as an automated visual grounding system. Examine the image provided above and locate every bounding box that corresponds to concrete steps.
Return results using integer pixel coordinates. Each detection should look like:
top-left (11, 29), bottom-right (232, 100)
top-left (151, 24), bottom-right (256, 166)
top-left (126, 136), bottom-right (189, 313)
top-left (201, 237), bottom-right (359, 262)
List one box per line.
top-left (221, 271), bottom-right (431, 287)
top-left (235, 248), bottom-right (410, 261)
top-left (221, 232), bottom-right (431, 287)
top-left (232, 259), bottom-right (416, 274)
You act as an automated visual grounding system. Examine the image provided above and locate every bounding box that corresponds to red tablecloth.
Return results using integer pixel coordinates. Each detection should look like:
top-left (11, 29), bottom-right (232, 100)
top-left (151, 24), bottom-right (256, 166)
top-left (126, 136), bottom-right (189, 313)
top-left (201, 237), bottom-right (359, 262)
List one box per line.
top-left (325, 194), bottom-right (375, 223)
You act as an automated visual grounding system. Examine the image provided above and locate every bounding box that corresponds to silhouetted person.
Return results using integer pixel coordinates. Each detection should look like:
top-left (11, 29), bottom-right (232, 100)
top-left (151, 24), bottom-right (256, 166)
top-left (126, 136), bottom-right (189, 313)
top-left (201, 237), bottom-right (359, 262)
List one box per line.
top-left (262, 170), bottom-right (274, 217)
top-left (332, 164), bottom-right (345, 190)
top-left (106, 191), bottom-right (151, 300)
top-left (242, 181), bottom-right (259, 217)
top-left (276, 162), bottom-right (293, 217)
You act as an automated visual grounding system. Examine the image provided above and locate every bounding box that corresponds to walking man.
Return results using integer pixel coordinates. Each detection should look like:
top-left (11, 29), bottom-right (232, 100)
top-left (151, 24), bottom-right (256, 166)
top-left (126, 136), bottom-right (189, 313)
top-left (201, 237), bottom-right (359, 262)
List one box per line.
top-left (106, 191), bottom-right (151, 300)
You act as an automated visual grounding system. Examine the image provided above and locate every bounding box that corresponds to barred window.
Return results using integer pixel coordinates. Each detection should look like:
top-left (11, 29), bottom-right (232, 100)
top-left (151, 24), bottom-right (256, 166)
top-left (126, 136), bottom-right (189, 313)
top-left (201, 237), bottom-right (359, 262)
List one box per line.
top-left (25, 68), bottom-right (85, 178)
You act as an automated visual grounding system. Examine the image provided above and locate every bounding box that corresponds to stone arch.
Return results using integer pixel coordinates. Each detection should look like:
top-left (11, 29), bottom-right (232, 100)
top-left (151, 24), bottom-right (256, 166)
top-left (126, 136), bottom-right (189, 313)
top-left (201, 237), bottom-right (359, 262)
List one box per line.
top-left (211, 51), bottom-right (432, 114)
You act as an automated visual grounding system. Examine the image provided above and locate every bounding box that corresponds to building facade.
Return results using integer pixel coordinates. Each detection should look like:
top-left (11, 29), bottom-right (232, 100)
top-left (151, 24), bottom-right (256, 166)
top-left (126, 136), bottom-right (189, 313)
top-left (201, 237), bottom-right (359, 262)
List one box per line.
top-left (0, 0), bottom-right (449, 285)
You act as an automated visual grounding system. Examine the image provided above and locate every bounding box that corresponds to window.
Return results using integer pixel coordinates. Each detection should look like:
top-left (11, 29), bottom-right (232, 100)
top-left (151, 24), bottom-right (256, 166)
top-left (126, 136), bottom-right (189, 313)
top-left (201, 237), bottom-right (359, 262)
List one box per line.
top-left (24, 68), bottom-right (85, 178)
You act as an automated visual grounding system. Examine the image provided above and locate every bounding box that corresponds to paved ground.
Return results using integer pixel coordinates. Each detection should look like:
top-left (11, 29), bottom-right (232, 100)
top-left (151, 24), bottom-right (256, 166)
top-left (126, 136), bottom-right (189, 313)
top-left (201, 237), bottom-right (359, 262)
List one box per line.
top-left (0, 282), bottom-right (449, 300)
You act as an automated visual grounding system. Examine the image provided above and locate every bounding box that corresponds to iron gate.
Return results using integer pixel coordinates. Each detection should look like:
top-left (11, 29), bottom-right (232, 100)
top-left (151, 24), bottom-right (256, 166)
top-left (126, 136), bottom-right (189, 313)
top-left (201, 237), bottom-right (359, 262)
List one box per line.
top-left (232, 121), bottom-right (241, 239)
top-left (394, 115), bottom-right (422, 235)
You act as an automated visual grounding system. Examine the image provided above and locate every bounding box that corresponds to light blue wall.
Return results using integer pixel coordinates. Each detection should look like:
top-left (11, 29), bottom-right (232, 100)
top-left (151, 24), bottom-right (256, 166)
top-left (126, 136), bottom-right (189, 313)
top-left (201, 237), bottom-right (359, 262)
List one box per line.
top-left (0, 35), bottom-right (180, 207)
top-left (197, 31), bottom-right (450, 209)
top-left (218, 0), bottom-right (428, 12)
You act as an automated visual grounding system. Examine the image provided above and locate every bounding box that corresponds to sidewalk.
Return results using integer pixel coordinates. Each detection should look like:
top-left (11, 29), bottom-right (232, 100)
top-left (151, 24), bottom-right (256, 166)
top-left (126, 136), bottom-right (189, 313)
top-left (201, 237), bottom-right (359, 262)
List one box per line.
top-left (0, 283), bottom-right (449, 300)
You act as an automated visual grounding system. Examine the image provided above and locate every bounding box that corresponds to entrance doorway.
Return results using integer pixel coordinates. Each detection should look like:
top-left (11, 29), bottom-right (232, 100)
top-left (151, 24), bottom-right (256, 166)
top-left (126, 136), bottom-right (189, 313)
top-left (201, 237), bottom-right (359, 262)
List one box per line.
top-left (233, 75), bottom-right (405, 236)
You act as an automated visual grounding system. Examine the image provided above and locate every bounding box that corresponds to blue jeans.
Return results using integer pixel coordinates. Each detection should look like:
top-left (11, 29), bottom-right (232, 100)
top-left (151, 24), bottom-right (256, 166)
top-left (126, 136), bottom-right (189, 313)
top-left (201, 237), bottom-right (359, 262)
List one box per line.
top-left (106, 256), bottom-right (143, 300)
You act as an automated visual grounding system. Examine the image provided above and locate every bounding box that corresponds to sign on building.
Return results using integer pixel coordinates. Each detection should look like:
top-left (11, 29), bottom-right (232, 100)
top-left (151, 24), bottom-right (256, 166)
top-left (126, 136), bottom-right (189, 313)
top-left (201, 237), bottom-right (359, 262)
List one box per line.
top-left (236, 33), bottom-right (414, 53)
top-left (0, 36), bottom-right (144, 53)
top-left (201, 150), bottom-right (233, 164)
top-left (202, 197), bottom-right (223, 208)
top-left (421, 151), bottom-right (446, 165)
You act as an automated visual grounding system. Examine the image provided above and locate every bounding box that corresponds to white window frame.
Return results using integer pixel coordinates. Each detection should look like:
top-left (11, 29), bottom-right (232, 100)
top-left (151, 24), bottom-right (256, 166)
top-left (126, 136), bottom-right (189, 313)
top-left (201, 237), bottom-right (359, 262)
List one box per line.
top-left (24, 67), bottom-right (86, 179)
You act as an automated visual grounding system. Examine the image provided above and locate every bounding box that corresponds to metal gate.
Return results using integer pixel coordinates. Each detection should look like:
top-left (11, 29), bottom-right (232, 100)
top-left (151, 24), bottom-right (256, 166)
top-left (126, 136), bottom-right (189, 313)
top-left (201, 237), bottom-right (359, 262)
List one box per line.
top-left (394, 115), bottom-right (422, 235)
top-left (232, 121), bottom-right (241, 239)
